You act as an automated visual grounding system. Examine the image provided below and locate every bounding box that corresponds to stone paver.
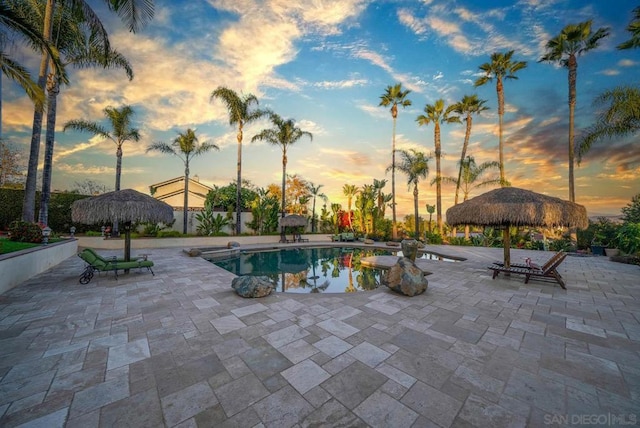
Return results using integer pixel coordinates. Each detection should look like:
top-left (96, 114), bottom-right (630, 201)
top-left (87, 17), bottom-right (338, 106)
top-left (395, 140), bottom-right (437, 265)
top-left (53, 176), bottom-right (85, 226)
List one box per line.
top-left (1, 243), bottom-right (639, 427)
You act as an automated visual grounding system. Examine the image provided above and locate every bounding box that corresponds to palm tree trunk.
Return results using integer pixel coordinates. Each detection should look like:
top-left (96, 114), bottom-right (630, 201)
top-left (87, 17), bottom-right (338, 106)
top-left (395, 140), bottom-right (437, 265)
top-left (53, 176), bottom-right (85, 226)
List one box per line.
top-left (568, 55), bottom-right (578, 246)
top-left (413, 185), bottom-right (419, 239)
top-left (281, 152), bottom-right (287, 218)
top-left (22, 0), bottom-right (54, 222)
top-left (311, 196), bottom-right (316, 232)
top-left (113, 146), bottom-right (123, 236)
top-left (497, 77), bottom-right (505, 186)
top-left (453, 114), bottom-right (473, 238)
top-left (568, 57), bottom-right (577, 203)
top-left (236, 126), bottom-right (243, 235)
top-left (183, 165), bottom-right (189, 234)
top-left (38, 68), bottom-right (59, 226)
top-left (391, 117), bottom-right (397, 240)
top-left (435, 124), bottom-right (443, 236)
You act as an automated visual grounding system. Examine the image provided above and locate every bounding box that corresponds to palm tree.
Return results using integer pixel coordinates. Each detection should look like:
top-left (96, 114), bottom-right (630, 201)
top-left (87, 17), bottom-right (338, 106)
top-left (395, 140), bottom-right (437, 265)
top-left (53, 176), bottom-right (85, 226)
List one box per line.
top-left (474, 51), bottom-right (527, 186)
top-left (393, 149), bottom-right (429, 239)
top-left (452, 95), bottom-right (489, 206)
top-left (618, 6), bottom-right (640, 50)
top-left (20, 0), bottom-right (154, 223)
top-left (425, 204), bottom-right (435, 233)
top-left (578, 86), bottom-right (640, 162)
top-left (342, 184), bottom-right (358, 231)
top-left (417, 99), bottom-right (460, 236)
top-left (38, 6), bottom-right (133, 225)
top-left (379, 83), bottom-right (412, 239)
top-left (539, 20), bottom-right (609, 203)
top-left (211, 86), bottom-right (269, 234)
top-left (63, 105), bottom-right (140, 235)
top-left (251, 113), bottom-right (312, 220)
top-left (147, 129), bottom-right (218, 234)
top-left (308, 182), bottom-right (326, 233)
top-left (0, 2), bottom-right (63, 111)
top-left (443, 156), bottom-right (500, 238)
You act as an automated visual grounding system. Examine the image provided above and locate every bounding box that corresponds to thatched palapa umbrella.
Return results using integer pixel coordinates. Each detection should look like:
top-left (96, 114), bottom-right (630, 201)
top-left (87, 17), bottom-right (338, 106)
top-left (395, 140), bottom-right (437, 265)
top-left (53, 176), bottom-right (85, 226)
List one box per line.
top-left (446, 187), bottom-right (588, 268)
top-left (72, 189), bottom-right (174, 262)
top-left (279, 214), bottom-right (307, 228)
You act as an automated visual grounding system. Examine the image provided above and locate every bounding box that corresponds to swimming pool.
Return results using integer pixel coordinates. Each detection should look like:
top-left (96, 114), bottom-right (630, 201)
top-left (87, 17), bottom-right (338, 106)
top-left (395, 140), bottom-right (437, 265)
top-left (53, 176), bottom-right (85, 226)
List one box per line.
top-left (211, 247), bottom-right (390, 293)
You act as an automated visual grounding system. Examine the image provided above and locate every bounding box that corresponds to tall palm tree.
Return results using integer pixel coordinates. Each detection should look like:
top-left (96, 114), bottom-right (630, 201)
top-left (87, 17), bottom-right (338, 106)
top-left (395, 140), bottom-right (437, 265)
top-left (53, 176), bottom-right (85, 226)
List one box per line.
top-left (474, 51), bottom-right (527, 186)
top-left (417, 99), bottom-right (460, 236)
top-left (443, 156), bottom-right (500, 238)
top-left (393, 149), bottom-right (429, 239)
top-left (379, 83), bottom-right (412, 239)
top-left (251, 113), bottom-right (312, 220)
top-left (307, 182), bottom-right (326, 233)
top-left (618, 6), bottom-right (640, 50)
top-left (147, 129), bottom-right (219, 234)
top-left (20, 0), bottom-right (153, 223)
top-left (539, 20), bottom-right (609, 203)
top-left (63, 105), bottom-right (140, 235)
top-left (211, 86), bottom-right (269, 234)
top-left (38, 5), bottom-right (133, 225)
top-left (342, 184), bottom-right (358, 231)
top-left (452, 95), bottom-right (489, 206)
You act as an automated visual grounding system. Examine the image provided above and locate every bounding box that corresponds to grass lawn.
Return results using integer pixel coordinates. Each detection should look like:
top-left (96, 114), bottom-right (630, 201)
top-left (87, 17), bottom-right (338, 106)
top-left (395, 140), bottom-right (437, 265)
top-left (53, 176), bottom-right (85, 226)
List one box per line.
top-left (0, 238), bottom-right (63, 255)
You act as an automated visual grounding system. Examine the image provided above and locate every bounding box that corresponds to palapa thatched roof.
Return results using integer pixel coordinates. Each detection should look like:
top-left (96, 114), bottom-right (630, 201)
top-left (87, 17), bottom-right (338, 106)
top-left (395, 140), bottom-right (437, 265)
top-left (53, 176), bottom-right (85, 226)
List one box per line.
top-left (72, 189), bottom-right (174, 225)
top-left (446, 187), bottom-right (588, 229)
top-left (279, 214), bottom-right (307, 227)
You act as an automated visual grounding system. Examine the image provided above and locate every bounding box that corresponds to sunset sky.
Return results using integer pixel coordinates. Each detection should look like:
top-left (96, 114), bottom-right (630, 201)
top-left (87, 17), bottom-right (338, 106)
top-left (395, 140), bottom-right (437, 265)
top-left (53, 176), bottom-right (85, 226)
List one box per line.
top-left (3, 0), bottom-right (639, 219)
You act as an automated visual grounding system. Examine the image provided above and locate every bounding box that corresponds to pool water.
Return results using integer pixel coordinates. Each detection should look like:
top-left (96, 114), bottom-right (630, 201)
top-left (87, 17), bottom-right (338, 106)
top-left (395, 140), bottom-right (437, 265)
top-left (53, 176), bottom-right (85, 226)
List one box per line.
top-left (211, 247), bottom-right (390, 293)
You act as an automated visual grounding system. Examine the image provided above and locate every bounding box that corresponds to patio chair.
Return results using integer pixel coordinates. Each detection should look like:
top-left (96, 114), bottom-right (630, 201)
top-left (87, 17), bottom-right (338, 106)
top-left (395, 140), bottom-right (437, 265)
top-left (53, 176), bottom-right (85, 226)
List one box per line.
top-left (78, 248), bottom-right (154, 284)
top-left (492, 251), bottom-right (565, 271)
top-left (488, 252), bottom-right (568, 289)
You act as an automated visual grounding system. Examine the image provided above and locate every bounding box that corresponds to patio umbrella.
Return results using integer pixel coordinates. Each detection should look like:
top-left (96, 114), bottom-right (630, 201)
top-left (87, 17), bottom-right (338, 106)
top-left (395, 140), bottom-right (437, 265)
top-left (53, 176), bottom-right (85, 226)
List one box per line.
top-left (72, 189), bottom-right (174, 262)
top-left (279, 214), bottom-right (307, 227)
top-left (446, 187), bottom-right (588, 268)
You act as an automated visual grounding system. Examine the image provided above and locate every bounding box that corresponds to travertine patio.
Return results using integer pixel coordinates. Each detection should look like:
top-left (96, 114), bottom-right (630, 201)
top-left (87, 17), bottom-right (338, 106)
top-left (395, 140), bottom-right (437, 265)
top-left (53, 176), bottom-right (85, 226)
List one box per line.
top-left (0, 244), bottom-right (638, 427)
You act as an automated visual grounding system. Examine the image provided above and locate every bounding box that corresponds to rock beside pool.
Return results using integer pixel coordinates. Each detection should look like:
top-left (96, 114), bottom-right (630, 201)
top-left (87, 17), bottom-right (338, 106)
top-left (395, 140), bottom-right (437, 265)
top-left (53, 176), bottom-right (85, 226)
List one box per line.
top-left (364, 239), bottom-right (375, 245)
top-left (232, 276), bottom-right (275, 298)
top-left (382, 258), bottom-right (428, 297)
top-left (186, 248), bottom-right (202, 257)
top-left (227, 241), bottom-right (241, 248)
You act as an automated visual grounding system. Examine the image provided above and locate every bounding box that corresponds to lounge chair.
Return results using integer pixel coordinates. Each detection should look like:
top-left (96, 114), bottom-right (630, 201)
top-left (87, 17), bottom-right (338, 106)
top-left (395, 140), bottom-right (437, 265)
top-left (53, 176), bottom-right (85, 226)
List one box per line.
top-left (78, 248), bottom-right (154, 284)
top-left (488, 252), bottom-right (568, 289)
top-left (492, 251), bottom-right (565, 271)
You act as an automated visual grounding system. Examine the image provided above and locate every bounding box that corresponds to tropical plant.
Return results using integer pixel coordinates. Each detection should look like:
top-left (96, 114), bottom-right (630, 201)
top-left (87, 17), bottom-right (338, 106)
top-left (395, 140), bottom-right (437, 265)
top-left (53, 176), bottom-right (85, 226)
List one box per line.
top-left (539, 20), bottom-right (609, 203)
top-left (393, 149), bottom-right (429, 239)
top-left (307, 182), bottom-right (326, 233)
top-left (38, 3), bottom-right (133, 226)
top-left (251, 113), bottom-right (312, 220)
top-left (211, 86), bottom-right (269, 234)
top-left (246, 188), bottom-right (279, 235)
top-left (474, 50), bottom-right (527, 186)
top-left (379, 83), bottom-right (412, 239)
top-left (147, 128), bottom-right (219, 234)
top-left (618, 6), bottom-right (640, 50)
top-left (425, 203), bottom-right (435, 234)
top-left (578, 86), bottom-right (640, 162)
top-left (417, 99), bottom-right (460, 236)
top-left (616, 223), bottom-right (640, 256)
top-left (20, 0), bottom-right (153, 224)
top-left (63, 105), bottom-right (139, 235)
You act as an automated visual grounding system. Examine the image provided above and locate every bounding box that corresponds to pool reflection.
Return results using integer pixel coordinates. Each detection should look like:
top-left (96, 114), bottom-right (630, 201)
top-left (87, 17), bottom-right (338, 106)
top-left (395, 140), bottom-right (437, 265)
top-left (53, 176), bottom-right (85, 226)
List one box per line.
top-left (212, 247), bottom-right (388, 293)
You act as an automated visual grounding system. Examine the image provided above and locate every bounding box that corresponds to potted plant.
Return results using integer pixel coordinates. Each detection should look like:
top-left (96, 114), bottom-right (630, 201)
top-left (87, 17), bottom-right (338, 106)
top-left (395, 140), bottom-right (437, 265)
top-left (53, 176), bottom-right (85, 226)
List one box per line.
top-left (590, 234), bottom-right (605, 256)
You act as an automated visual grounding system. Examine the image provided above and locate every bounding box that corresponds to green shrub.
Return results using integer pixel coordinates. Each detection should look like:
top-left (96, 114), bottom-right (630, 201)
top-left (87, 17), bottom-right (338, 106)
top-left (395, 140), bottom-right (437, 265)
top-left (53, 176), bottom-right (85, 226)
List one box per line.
top-left (424, 231), bottom-right (443, 244)
top-left (157, 230), bottom-right (182, 238)
top-left (448, 237), bottom-right (472, 246)
top-left (84, 230), bottom-right (103, 237)
top-left (616, 223), bottom-right (640, 255)
top-left (8, 221), bottom-right (43, 243)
